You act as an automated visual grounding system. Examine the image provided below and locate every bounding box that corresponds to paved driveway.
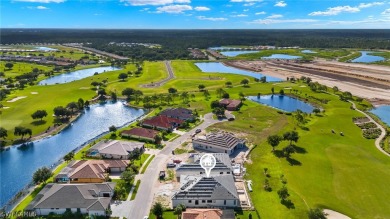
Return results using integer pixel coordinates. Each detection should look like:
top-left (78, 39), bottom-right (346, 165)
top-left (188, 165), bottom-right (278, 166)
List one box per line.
top-left (125, 113), bottom-right (224, 219)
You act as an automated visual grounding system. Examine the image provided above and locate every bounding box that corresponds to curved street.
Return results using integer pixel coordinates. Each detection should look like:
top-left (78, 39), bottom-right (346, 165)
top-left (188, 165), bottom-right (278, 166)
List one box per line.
top-left (122, 113), bottom-right (225, 219)
top-left (349, 101), bottom-right (389, 157)
top-left (141, 60), bottom-right (175, 88)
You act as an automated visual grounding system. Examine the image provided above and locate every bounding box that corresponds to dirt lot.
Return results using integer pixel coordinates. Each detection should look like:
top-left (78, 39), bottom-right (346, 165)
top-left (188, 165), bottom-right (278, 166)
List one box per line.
top-left (224, 60), bottom-right (390, 103)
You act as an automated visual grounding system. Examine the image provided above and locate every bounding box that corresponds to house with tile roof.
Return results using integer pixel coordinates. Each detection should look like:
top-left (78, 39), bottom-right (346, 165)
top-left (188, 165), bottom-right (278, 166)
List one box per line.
top-left (192, 132), bottom-right (245, 155)
top-left (55, 160), bottom-right (129, 183)
top-left (219, 99), bottom-right (242, 111)
top-left (88, 140), bottom-right (144, 159)
top-left (182, 209), bottom-right (235, 219)
top-left (142, 115), bottom-right (184, 131)
top-left (176, 153), bottom-right (233, 180)
top-left (160, 107), bottom-right (195, 121)
top-left (172, 175), bottom-right (239, 208)
top-left (120, 127), bottom-right (159, 142)
top-left (26, 183), bottom-right (115, 216)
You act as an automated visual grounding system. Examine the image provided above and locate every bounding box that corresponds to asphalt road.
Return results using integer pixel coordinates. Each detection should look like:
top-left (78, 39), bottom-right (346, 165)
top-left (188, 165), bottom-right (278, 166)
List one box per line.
top-left (141, 60), bottom-right (175, 88)
top-left (126, 113), bottom-right (224, 219)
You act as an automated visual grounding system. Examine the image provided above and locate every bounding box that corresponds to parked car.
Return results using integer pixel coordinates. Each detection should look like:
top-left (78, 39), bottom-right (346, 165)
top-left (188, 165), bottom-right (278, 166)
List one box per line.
top-left (173, 159), bottom-right (182, 164)
top-left (195, 129), bottom-right (201, 134)
top-left (167, 163), bottom-right (176, 168)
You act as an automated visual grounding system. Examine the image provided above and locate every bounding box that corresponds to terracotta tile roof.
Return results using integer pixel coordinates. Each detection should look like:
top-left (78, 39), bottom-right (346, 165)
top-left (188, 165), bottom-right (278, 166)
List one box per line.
top-left (121, 127), bottom-right (159, 139)
top-left (182, 209), bottom-right (223, 219)
top-left (142, 115), bottom-right (184, 129)
top-left (58, 160), bottom-right (129, 180)
top-left (219, 99), bottom-right (241, 108)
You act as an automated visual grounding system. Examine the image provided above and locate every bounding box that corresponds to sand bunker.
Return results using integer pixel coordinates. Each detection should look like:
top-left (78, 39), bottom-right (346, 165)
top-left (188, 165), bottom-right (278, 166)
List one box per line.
top-left (299, 85), bottom-right (306, 87)
top-left (3, 107), bottom-right (10, 109)
top-left (7, 96), bottom-right (27, 102)
top-left (324, 209), bottom-right (351, 219)
top-left (284, 87), bottom-right (292, 89)
top-left (31, 92), bottom-right (38, 94)
top-left (79, 87), bottom-right (90, 89)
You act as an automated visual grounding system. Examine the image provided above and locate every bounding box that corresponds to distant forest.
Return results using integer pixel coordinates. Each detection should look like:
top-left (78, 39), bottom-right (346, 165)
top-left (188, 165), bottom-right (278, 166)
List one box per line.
top-left (1, 29), bottom-right (390, 60)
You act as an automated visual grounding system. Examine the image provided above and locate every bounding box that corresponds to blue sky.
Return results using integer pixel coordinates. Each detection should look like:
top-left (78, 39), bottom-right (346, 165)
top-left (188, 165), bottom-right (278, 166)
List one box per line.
top-left (1, 0), bottom-right (390, 28)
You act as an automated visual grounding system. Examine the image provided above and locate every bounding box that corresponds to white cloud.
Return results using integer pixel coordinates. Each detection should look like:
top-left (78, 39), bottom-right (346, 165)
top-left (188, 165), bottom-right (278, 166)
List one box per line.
top-left (381, 8), bottom-right (390, 15)
top-left (274, 1), bottom-right (287, 7)
top-left (231, 0), bottom-right (262, 2)
top-left (358, 2), bottom-right (384, 8)
top-left (156, 4), bottom-right (192, 13)
top-left (244, 3), bottom-right (255, 6)
top-left (243, 9), bottom-right (249, 12)
top-left (27, 5), bottom-right (49, 9)
top-left (121, 0), bottom-right (189, 6)
top-left (267, 14), bottom-right (283, 19)
top-left (255, 11), bottom-right (266, 15)
top-left (251, 18), bottom-right (317, 24)
top-left (194, 6), bottom-right (210, 11)
top-left (232, 14), bottom-right (248, 17)
top-left (197, 16), bottom-right (227, 21)
top-left (309, 2), bottom-right (384, 16)
top-left (139, 8), bottom-right (150, 11)
top-left (309, 6), bottom-right (360, 16)
top-left (15, 0), bottom-right (64, 2)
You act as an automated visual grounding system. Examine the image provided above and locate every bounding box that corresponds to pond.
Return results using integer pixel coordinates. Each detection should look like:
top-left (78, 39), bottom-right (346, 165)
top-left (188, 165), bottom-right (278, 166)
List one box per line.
top-left (351, 51), bottom-right (385, 63)
top-left (371, 105), bottom-right (390, 127)
top-left (248, 95), bottom-right (315, 113)
top-left (195, 62), bottom-right (282, 82)
top-left (262, 54), bottom-right (302, 60)
top-left (0, 101), bottom-right (145, 208)
top-left (35, 46), bottom-right (58, 51)
top-left (301, 50), bottom-right (317, 54)
top-left (220, 50), bottom-right (260, 57)
top-left (38, 66), bottom-right (121, 85)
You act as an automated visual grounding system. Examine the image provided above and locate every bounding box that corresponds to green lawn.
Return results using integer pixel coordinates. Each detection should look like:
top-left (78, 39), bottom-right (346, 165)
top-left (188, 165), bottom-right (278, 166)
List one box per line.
top-left (211, 86), bottom-right (390, 219)
top-left (0, 61), bottom-right (54, 78)
top-left (130, 180), bottom-right (141, 200)
top-left (141, 155), bottom-right (155, 174)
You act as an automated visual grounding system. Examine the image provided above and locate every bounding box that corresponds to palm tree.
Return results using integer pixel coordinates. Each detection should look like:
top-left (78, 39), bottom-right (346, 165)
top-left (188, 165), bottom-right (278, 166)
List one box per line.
top-left (181, 92), bottom-right (189, 103)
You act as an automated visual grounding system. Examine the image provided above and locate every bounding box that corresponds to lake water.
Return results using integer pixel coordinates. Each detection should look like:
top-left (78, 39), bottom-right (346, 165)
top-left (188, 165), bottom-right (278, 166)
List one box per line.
top-left (220, 51), bottom-right (260, 57)
top-left (371, 105), bottom-right (390, 127)
top-left (301, 50), bottom-right (317, 54)
top-left (248, 95), bottom-right (315, 113)
top-left (195, 62), bottom-right (282, 82)
top-left (38, 66), bottom-right (121, 85)
top-left (351, 51), bottom-right (385, 63)
top-left (0, 101), bottom-right (145, 208)
top-left (35, 46), bottom-right (58, 51)
top-left (262, 54), bottom-right (302, 60)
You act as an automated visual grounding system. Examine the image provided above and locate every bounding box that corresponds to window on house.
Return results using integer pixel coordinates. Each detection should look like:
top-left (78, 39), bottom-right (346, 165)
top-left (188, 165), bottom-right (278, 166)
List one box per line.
top-left (224, 200), bottom-right (227, 205)
top-left (227, 172), bottom-right (230, 174)
top-left (220, 172), bottom-right (223, 174)
top-left (207, 200), bottom-right (212, 203)
top-left (202, 200), bottom-right (205, 203)
top-left (234, 200), bottom-right (236, 205)
top-left (188, 200), bottom-right (192, 203)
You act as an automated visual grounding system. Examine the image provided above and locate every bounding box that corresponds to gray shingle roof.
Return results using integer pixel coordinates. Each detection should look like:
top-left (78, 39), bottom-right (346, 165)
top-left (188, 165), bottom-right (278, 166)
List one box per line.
top-left (90, 140), bottom-right (144, 156)
top-left (26, 183), bottom-right (115, 211)
top-left (173, 175), bottom-right (238, 200)
top-left (193, 132), bottom-right (245, 150)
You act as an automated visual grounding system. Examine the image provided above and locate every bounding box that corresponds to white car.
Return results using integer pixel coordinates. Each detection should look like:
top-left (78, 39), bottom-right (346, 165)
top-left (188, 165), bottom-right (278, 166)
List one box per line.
top-left (143, 216), bottom-right (149, 219)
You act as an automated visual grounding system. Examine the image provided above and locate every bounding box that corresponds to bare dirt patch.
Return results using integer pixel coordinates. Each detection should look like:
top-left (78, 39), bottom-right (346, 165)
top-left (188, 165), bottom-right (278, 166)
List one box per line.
top-left (31, 92), bottom-right (38, 95)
